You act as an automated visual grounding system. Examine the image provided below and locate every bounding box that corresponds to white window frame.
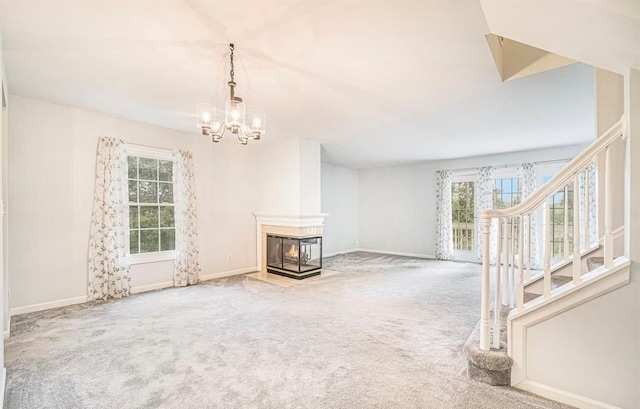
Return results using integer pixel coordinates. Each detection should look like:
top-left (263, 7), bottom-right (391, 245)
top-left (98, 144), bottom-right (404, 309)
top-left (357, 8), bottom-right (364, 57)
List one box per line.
top-left (493, 168), bottom-right (520, 209)
top-left (451, 171), bottom-right (476, 261)
top-left (125, 144), bottom-right (176, 265)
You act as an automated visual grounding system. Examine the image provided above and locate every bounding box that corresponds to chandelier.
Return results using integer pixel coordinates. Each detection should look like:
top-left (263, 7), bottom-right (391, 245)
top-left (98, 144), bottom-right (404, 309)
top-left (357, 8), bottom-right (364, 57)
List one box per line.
top-left (196, 43), bottom-right (266, 145)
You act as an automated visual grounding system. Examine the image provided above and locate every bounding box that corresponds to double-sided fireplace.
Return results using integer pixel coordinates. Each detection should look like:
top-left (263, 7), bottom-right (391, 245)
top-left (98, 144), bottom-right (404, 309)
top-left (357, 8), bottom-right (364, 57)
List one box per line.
top-left (267, 235), bottom-right (322, 279)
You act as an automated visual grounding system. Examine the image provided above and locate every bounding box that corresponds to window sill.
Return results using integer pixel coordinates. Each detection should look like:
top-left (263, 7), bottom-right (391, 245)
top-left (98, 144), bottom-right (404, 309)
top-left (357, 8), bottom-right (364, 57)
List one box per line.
top-left (129, 250), bottom-right (176, 265)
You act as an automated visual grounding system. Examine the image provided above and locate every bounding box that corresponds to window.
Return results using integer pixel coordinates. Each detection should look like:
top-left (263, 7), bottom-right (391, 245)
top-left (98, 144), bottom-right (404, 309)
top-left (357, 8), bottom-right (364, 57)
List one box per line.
top-left (493, 177), bottom-right (521, 209)
top-left (544, 176), bottom-right (574, 260)
top-left (451, 181), bottom-right (475, 251)
top-left (127, 153), bottom-right (175, 260)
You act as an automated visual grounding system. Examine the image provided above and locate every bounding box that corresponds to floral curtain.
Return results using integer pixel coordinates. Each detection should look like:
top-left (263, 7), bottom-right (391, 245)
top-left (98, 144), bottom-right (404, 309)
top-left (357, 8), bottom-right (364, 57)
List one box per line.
top-left (435, 170), bottom-right (454, 260)
top-left (578, 163), bottom-right (598, 249)
top-left (475, 166), bottom-right (496, 262)
top-left (88, 137), bottom-right (131, 300)
top-left (173, 150), bottom-right (201, 286)
top-left (518, 163), bottom-right (539, 269)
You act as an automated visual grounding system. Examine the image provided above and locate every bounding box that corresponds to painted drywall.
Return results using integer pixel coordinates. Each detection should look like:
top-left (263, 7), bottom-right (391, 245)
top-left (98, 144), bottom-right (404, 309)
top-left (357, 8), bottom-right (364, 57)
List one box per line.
top-left (627, 66), bottom-right (640, 409)
top-left (321, 163), bottom-right (358, 255)
top-left (7, 95), bottom-right (261, 310)
top-left (299, 138), bottom-right (321, 214)
top-left (0, 17), bottom-right (7, 393)
top-left (258, 136), bottom-right (322, 215)
top-left (358, 144), bottom-right (589, 257)
top-left (526, 281), bottom-right (638, 408)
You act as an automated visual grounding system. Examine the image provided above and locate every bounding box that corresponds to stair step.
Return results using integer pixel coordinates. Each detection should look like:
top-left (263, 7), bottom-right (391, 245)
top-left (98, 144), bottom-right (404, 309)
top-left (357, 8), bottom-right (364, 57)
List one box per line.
top-left (587, 257), bottom-right (604, 271)
top-left (524, 275), bottom-right (573, 303)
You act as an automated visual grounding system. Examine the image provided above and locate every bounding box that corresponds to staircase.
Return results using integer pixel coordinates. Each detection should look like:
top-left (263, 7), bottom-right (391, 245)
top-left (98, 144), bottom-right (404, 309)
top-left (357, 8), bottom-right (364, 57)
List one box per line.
top-left (467, 118), bottom-right (632, 407)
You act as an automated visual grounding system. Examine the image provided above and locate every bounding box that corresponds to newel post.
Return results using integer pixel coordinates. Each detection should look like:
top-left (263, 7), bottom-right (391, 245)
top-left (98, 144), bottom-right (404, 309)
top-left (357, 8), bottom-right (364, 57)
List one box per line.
top-left (480, 216), bottom-right (491, 351)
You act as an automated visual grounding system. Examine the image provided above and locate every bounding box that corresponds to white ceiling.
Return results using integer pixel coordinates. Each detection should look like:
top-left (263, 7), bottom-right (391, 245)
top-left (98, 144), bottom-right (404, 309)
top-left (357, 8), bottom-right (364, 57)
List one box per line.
top-left (1, 0), bottom-right (601, 168)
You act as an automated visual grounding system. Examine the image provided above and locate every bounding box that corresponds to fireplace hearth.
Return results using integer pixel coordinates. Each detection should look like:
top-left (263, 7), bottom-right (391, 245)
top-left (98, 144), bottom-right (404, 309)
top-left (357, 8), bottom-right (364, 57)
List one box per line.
top-left (267, 235), bottom-right (322, 279)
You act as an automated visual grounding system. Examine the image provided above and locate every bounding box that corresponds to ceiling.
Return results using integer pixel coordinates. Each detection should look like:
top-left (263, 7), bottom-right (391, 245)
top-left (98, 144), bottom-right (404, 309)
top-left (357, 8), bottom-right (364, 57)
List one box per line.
top-left (0, 0), bottom-right (602, 168)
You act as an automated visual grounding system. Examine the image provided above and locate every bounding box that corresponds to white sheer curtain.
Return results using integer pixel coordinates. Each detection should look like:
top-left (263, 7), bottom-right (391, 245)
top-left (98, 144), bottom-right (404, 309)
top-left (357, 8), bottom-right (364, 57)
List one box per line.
top-left (475, 166), bottom-right (496, 262)
top-left (88, 137), bottom-right (131, 300)
top-left (435, 170), bottom-right (454, 260)
top-left (173, 150), bottom-right (201, 286)
top-left (518, 163), bottom-right (539, 269)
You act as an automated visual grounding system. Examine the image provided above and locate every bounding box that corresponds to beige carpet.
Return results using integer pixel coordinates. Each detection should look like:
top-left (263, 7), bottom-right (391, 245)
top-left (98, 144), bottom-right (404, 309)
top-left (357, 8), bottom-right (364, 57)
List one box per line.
top-left (5, 252), bottom-right (572, 408)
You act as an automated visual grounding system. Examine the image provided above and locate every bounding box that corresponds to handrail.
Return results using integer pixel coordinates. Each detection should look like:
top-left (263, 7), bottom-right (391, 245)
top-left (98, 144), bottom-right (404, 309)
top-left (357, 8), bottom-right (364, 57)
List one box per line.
top-left (480, 117), bottom-right (624, 219)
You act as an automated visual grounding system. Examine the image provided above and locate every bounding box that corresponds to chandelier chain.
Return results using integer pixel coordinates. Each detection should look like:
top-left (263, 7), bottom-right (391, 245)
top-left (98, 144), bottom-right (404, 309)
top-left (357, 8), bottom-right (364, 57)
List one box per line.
top-left (229, 43), bottom-right (235, 83)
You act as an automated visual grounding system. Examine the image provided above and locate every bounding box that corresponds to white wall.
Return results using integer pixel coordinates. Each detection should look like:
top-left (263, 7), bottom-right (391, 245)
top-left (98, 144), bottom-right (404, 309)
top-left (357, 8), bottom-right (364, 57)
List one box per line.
top-left (258, 137), bottom-right (321, 215)
top-left (8, 95), bottom-right (261, 311)
top-left (321, 163), bottom-right (358, 255)
top-left (358, 144), bottom-right (589, 257)
top-left (526, 281), bottom-right (638, 408)
top-left (0, 15), bottom-right (7, 398)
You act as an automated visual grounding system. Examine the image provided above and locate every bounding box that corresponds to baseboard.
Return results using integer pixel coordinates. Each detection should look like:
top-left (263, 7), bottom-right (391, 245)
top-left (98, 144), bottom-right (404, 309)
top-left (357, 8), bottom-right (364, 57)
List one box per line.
top-left (323, 249), bottom-right (359, 258)
top-left (10, 295), bottom-right (88, 317)
top-left (0, 367), bottom-right (5, 409)
top-left (200, 267), bottom-right (256, 282)
top-left (356, 248), bottom-right (436, 259)
top-left (131, 281), bottom-right (174, 294)
top-left (515, 380), bottom-right (622, 409)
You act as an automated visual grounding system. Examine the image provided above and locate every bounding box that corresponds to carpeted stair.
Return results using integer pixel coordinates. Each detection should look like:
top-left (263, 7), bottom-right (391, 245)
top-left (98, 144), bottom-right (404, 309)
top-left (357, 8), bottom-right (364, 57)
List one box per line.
top-left (463, 307), bottom-right (512, 386)
top-left (466, 255), bottom-right (607, 386)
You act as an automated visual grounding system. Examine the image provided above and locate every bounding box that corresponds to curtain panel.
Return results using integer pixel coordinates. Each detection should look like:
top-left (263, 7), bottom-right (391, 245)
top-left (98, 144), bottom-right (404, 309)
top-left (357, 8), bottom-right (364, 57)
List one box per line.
top-left (475, 166), bottom-right (496, 262)
top-left (88, 137), bottom-right (131, 300)
top-left (518, 163), bottom-right (539, 269)
top-left (173, 150), bottom-right (201, 286)
top-left (435, 170), bottom-right (454, 260)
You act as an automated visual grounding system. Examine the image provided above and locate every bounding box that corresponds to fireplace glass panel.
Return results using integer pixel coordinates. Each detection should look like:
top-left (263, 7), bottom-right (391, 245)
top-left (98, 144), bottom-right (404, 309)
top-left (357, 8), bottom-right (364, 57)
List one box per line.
top-left (266, 235), bottom-right (322, 277)
top-left (267, 235), bottom-right (283, 268)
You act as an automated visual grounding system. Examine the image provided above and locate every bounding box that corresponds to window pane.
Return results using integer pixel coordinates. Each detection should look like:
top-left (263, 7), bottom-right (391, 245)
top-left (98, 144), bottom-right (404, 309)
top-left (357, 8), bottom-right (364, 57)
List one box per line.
top-left (130, 230), bottom-right (139, 254)
top-left (139, 158), bottom-right (158, 180)
top-left (140, 230), bottom-right (159, 253)
top-left (128, 180), bottom-right (138, 202)
top-left (159, 206), bottom-right (175, 228)
top-left (159, 182), bottom-right (173, 203)
top-left (127, 156), bottom-right (138, 179)
top-left (160, 229), bottom-right (175, 251)
top-left (129, 206), bottom-right (139, 229)
top-left (159, 160), bottom-right (173, 182)
top-left (139, 181), bottom-right (158, 203)
top-left (139, 206), bottom-right (159, 228)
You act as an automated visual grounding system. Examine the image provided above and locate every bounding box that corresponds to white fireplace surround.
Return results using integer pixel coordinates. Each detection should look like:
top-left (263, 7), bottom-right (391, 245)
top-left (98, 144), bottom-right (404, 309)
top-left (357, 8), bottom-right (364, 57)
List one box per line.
top-left (253, 212), bottom-right (329, 272)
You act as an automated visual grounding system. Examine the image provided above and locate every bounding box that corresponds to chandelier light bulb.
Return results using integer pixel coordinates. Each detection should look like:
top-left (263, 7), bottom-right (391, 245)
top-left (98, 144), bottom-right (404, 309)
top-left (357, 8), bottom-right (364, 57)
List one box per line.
top-left (231, 110), bottom-right (240, 122)
top-left (252, 118), bottom-right (262, 128)
top-left (201, 111), bottom-right (212, 123)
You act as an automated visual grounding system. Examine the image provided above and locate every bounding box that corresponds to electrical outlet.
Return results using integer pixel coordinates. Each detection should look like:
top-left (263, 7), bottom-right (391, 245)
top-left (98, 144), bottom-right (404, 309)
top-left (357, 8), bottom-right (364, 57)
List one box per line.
top-left (352, 240), bottom-right (356, 246)
top-left (227, 254), bottom-right (232, 263)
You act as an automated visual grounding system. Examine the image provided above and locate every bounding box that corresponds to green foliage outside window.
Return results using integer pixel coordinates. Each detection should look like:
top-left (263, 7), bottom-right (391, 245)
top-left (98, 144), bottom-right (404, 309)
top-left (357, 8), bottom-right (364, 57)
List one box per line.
top-left (451, 182), bottom-right (475, 251)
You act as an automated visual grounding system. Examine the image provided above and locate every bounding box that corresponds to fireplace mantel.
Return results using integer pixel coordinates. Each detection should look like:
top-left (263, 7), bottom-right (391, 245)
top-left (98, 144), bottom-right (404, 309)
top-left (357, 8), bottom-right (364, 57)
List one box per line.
top-left (253, 212), bottom-right (329, 272)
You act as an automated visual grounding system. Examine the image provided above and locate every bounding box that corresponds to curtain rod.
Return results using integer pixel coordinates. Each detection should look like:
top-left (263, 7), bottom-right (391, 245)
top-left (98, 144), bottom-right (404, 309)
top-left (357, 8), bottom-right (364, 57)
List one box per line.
top-left (450, 158), bottom-right (571, 174)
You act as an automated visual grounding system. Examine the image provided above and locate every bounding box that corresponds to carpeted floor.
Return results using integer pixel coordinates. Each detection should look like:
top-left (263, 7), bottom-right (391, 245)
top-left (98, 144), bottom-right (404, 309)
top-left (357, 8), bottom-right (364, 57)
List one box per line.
top-left (4, 252), bottom-right (572, 408)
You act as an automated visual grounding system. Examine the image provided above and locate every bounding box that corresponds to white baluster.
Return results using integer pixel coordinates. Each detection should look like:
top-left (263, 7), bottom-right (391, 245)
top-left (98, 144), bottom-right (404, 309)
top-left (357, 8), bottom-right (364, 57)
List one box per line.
top-left (573, 173), bottom-right (581, 284)
top-left (563, 185), bottom-right (569, 260)
top-left (501, 217), bottom-right (509, 306)
top-left (543, 200), bottom-right (552, 298)
top-left (517, 214), bottom-right (524, 311)
top-left (584, 166), bottom-right (591, 248)
top-left (480, 217), bottom-right (491, 351)
top-left (604, 147), bottom-right (614, 269)
top-left (526, 213), bottom-right (531, 282)
top-left (509, 218), bottom-right (516, 308)
top-left (493, 217), bottom-right (503, 350)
